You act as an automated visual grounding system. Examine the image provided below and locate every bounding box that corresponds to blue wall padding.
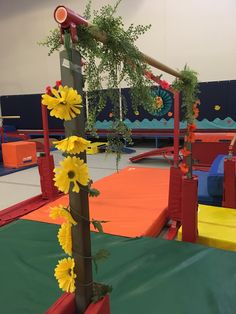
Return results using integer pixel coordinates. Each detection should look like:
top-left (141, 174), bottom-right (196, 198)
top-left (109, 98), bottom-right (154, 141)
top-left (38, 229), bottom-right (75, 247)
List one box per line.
top-left (1, 80), bottom-right (236, 131)
top-left (3, 125), bottom-right (16, 132)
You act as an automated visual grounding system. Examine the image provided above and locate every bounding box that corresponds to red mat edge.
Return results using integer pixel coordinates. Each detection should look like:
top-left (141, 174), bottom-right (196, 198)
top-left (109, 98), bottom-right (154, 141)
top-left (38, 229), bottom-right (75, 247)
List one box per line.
top-left (45, 293), bottom-right (76, 314)
top-left (0, 194), bottom-right (62, 227)
top-left (45, 293), bottom-right (110, 314)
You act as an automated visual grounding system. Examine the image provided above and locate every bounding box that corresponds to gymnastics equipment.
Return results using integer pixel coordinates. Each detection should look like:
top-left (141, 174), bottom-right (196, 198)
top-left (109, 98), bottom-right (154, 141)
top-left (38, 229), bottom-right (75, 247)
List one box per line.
top-left (46, 5), bottom-right (198, 312)
top-left (3, 218), bottom-right (236, 314)
top-left (192, 132), bottom-right (236, 169)
top-left (22, 167), bottom-right (170, 237)
top-left (2, 141), bottom-right (37, 168)
top-left (194, 155), bottom-right (226, 206)
top-left (130, 146), bottom-right (177, 164)
top-left (223, 134), bottom-right (236, 208)
top-left (37, 104), bottom-right (59, 200)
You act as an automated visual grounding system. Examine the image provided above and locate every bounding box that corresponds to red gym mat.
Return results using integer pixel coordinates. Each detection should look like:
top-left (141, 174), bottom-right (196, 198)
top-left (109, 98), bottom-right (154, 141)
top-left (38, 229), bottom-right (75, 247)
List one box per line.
top-left (21, 167), bottom-right (169, 238)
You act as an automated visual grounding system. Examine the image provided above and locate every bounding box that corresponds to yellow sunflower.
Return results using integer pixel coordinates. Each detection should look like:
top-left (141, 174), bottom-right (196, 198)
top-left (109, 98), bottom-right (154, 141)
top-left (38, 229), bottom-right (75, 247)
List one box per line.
top-left (49, 205), bottom-right (76, 225)
top-left (58, 222), bottom-right (72, 256)
top-left (54, 156), bottom-right (89, 194)
top-left (42, 85), bottom-right (82, 121)
top-left (54, 257), bottom-right (76, 293)
top-left (53, 136), bottom-right (90, 154)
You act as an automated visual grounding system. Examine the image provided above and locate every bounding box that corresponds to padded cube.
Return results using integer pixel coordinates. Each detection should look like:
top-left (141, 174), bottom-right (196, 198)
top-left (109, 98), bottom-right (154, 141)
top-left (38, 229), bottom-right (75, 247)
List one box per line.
top-left (2, 141), bottom-right (37, 168)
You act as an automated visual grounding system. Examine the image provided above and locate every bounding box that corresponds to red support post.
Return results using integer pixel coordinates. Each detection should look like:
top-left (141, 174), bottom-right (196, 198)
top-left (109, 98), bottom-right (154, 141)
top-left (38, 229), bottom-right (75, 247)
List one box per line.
top-left (37, 103), bottom-right (59, 200)
top-left (42, 104), bottom-right (50, 157)
top-left (167, 166), bottom-right (182, 222)
top-left (0, 126), bottom-right (4, 143)
top-left (181, 176), bottom-right (198, 243)
top-left (223, 158), bottom-right (236, 209)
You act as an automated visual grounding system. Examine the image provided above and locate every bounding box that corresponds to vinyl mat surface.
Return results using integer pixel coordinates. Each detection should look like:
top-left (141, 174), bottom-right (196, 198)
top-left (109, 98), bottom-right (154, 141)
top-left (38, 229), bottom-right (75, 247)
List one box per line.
top-left (22, 167), bottom-right (169, 237)
top-left (1, 220), bottom-right (236, 314)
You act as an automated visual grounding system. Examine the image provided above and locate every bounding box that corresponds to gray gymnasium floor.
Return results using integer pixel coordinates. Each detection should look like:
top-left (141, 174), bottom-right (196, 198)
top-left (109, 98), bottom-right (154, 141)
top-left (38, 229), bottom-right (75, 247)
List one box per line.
top-left (0, 144), bottom-right (170, 211)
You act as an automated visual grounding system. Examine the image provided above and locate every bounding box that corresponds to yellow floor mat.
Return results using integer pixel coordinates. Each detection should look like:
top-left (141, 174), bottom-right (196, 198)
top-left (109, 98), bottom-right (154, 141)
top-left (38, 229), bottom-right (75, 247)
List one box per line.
top-left (178, 204), bottom-right (236, 251)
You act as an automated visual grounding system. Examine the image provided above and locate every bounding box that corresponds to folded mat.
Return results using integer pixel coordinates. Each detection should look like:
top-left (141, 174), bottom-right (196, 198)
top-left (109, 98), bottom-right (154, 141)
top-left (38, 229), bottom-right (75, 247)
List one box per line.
top-left (21, 167), bottom-right (169, 237)
top-left (1, 219), bottom-right (236, 314)
top-left (178, 204), bottom-right (236, 251)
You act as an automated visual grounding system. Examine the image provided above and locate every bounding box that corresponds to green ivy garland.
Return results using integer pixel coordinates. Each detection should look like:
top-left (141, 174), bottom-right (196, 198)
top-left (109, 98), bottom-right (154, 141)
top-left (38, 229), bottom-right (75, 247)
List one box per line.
top-left (39, 1), bottom-right (199, 174)
top-left (172, 65), bottom-right (199, 124)
top-left (39, 0), bottom-right (155, 167)
top-left (172, 65), bottom-right (199, 178)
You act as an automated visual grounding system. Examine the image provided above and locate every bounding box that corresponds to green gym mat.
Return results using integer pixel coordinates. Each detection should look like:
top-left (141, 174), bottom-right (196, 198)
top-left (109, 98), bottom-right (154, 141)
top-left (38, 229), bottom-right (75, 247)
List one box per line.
top-left (1, 220), bottom-right (236, 314)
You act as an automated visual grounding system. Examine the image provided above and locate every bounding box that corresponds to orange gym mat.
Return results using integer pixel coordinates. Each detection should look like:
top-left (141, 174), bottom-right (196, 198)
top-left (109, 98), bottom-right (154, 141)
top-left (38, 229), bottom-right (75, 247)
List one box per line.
top-left (21, 167), bottom-right (169, 238)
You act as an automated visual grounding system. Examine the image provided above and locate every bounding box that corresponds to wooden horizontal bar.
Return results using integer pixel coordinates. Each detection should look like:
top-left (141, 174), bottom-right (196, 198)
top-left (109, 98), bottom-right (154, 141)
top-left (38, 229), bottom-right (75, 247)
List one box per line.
top-left (54, 6), bottom-right (181, 78)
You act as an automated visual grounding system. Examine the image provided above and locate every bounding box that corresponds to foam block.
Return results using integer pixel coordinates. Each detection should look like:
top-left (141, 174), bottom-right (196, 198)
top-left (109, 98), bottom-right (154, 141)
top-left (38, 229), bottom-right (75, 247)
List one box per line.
top-left (178, 204), bottom-right (236, 251)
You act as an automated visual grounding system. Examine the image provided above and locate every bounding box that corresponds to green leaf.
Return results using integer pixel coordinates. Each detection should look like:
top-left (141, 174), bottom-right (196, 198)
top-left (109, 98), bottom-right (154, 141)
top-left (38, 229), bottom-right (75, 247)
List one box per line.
top-left (89, 188), bottom-right (100, 197)
top-left (92, 282), bottom-right (113, 303)
top-left (93, 249), bottom-right (110, 273)
top-left (91, 219), bottom-right (109, 233)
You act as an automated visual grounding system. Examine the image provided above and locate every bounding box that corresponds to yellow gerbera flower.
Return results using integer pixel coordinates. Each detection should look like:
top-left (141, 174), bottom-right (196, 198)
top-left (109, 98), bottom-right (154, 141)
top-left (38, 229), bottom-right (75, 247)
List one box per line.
top-left (53, 136), bottom-right (90, 154)
top-left (42, 85), bottom-right (82, 121)
top-left (49, 205), bottom-right (76, 225)
top-left (58, 222), bottom-right (72, 256)
top-left (54, 257), bottom-right (76, 293)
top-left (54, 156), bottom-right (89, 194)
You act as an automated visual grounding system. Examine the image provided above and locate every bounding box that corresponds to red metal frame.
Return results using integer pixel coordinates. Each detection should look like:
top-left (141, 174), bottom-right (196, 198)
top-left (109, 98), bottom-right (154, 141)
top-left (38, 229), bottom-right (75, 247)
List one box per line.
top-left (37, 104), bottom-right (59, 199)
top-left (181, 176), bottom-right (198, 243)
top-left (0, 126), bottom-right (4, 143)
top-left (223, 158), bottom-right (236, 208)
top-left (42, 105), bottom-right (50, 157)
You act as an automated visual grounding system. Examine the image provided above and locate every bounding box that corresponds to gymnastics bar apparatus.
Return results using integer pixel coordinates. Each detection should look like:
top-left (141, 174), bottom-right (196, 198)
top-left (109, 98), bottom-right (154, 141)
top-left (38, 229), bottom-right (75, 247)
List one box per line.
top-left (51, 6), bottom-right (196, 240)
top-left (45, 5), bottom-right (199, 313)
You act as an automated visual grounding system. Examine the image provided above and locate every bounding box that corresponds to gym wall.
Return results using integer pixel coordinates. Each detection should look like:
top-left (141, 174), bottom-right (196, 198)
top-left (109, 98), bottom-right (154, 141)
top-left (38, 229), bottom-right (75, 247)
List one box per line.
top-left (0, 0), bottom-right (236, 96)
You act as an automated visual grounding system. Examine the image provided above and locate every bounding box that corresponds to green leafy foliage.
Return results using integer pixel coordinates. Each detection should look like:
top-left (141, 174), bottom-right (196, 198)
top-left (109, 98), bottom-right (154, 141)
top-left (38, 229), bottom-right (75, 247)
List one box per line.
top-left (172, 65), bottom-right (199, 124)
top-left (40, 0), bottom-right (153, 163)
top-left (106, 119), bottom-right (132, 171)
top-left (89, 188), bottom-right (100, 197)
top-left (38, 29), bottom-right (61, 56)
top-left (91, 219), bottom-right (109, 233)
top-left (172, 65), bottom-right (199, 179)
top-left (92, 282), bottom-right (113, 303)
top-left (93, 249), bottom-right (110, 273)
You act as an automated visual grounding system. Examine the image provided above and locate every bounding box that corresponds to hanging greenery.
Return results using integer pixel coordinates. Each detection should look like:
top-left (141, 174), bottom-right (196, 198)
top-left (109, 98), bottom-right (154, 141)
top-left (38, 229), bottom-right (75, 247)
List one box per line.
top-left (172, 65), bottom-right (200, 178)
top-left (39, 0), bottom-right (154, 167)
top-left (172, 65), bottom-right (199, 124)
top-left (40, 1), bottom-right (200, 176)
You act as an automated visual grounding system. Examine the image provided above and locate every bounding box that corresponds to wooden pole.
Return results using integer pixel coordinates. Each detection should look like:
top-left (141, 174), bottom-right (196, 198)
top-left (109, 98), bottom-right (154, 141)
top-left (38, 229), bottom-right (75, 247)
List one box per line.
top-left (60, 49), bottom-right (93, 313)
